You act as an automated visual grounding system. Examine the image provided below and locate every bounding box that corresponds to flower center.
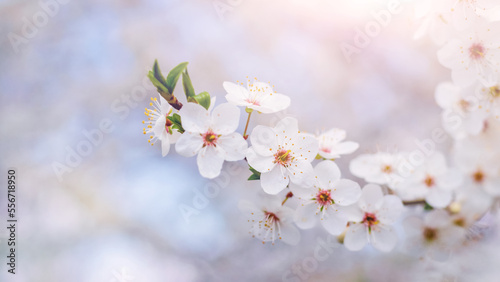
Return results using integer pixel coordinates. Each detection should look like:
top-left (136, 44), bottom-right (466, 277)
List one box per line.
top-left (469, 43), bottom-right (485, 60)
top-left (202, 131), bottom-right (219, 147)
top-left (472, 169), bottom-right (485, 184)
top-left (423, 227), bottom-right (438, 242)
top-left (320, 147), bottom-right (331, 153)
top-left (489, 86), bottom-right (500, 98)
top-left (274, 149), bottom-right (293, 167)
top-left (424, 175), bottom-right (435, 188)
top-left (264, 211), bottom-right (280, 225)
top-left (314, 189), bottom-right (334, 210)
top-left (362, 212), bottom-right (379, 230)
top-left (381, 165), bottom-right (393, 174)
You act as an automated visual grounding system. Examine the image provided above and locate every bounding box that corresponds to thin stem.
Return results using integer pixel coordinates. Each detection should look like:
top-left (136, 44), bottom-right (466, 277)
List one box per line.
top-left (403, 200), bottom-right (426, 206)
top-left (243, 110), bottom-right (253, 139)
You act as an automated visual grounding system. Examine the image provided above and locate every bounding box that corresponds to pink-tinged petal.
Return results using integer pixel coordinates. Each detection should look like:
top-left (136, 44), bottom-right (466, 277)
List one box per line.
top-left (211, 103), bottom-right (240, 135)
top-left (377, 195), bottom-right (404, 225)
top-left (344, 223), bottom-right (369, 251)
top-left (275, 117), bottom-right (299, 142)
top-left (280, 222), bottom-right (301, 245)
top-left (175, 132), bottom-right (203, 157)
top-left (250, 125), bottom-right (278, 156)
top-left (287, 160), bottom-right (314, 187)
top-left (217, 132), bottom-right (247, 161)
top-left (257, 92), bottom-right (291, 113)
top-left (261, 166), bottom-right (289, 195)
top-left (291, 133), bottom-right (319, 162)
top-left (293, 203), bottom-right (318, 229)
top-left (314, 160), bottom-right (341, 189)
top-left (358, 184), bottom-right (384, 213)
top-left (321, 212), bottom-right (348, 235)
top-left (179, 103), bottom-right (210, 133)
top-left (246, 147), bottom-right (276, 173)
top-left (335, 141), bottom-right (359, 155)
top-left (223, 81), bottom-right (249, 105)
top-left (425, 189), bottom-right (452, 209)
top-left (197, 146), bottom-right (224, 179)
top-left (331, 179), bottom-right (362, 206)
top-left (370, 225), bottom-right (398, 252)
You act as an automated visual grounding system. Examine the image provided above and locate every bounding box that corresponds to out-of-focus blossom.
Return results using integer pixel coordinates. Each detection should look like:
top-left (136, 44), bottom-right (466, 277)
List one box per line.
top-left (349, 152), bottom-right (406, 189)
top-left (316, 128), bottom-right (359, 160)
top-left (175, 103), bottom-right (248, 179)
top-left (291, 160), bottom-right (361, 235)
top-left (397, 152), bottom-right (462, 209)
top-left (246, 117), bottom-right (318, 194)
top-left (437, 21), bottom-right (500, 87)
top-left (223, 80), bottom-right (290, 113)
top-left (404, 210), bottom-right (466, 261)
top-left (343, 184), bottom-right (404, 252)
top-left (435, 82), bottom-right (489, 138)
top-left (238, 198), bottom-right (300, 245)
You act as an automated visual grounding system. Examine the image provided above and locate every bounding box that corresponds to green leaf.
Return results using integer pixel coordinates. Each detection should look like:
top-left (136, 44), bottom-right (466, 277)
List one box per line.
top-left (182, 70), bottom-right (196, 99)
top-left (152, 59), bottom-right (167, 86)
top-left (167, 113), bottom-right (184, 133)
top-left (148, 60), bottom-right (169, 96)
top-left (192, 91), bottom-right (211, 110)
top-left (166, 62), bottom-right (188, 94)
top-left (424, 202), bottom-right (434, 211)
top-left (248, 174), bottom-right (260, 181)
top-left (248, 166), bottom-right (261, 181)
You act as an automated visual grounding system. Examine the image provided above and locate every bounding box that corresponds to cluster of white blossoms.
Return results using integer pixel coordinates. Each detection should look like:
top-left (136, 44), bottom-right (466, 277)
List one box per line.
top-left (142, 1), bottom-right (500, 258)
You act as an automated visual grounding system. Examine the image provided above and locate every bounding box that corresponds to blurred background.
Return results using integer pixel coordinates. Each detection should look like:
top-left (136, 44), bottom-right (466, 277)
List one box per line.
top-left (1, 0), bottom-right (499, 281)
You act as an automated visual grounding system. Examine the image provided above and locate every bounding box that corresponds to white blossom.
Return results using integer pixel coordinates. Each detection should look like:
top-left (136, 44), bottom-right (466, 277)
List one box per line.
top-left (175, 102), bottom-right (248, 179)
top-left (246, 117), bottom-right (318, 195)
top-left (291, 160), bottom-right (361, 235)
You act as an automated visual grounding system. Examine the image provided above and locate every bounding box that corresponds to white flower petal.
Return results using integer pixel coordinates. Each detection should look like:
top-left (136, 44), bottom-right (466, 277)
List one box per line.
top-left (257, 92), bottom-right (291, 113)
top-left (179, 103), bottom-right (210, 133)
top-left (331, 179), bottom-right (362, 206)
top-left (197, 146), bottom-right (224, 179)
top-left (217, 132), bottom-right (247, 161)
top-left (275, 117), bottom-right (299, 142)
top-left (280, 222), bottom-right (301, 245)
top-left (358, 184), bottom-right (384, 213)
top-left (377, 195), bottom-right (404, 225)
top-left (293, 204), bottom-right (318, 229)
top-left (370, 225), bottom-right (398, 252)
top-left (314, 160), bottom-right (341, 188)
top-left (321, 211), bottom-right (348, 235)
top-left (291, 133), bottom-right (319, 162)
top-left (344, 223), bottom-right (368, 251)
top-left (246, 147), bottom-right (276, 172)
top-left (425, 189), bottom-right (452, 209)
top-left (223, 81), bottom-right (249, 106)
top-left (249, 125), bottom-right (277, 156)
top-left (175, 132), bottom-right (203, 157)
top-left (335, 141), bottom-right (359, 155)
top-left (287, 160), bottom-right (315, 187)
top-left (211, 103), bottom-right (240, 135)
top-left (261, 166), bottom-right (289, 195)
